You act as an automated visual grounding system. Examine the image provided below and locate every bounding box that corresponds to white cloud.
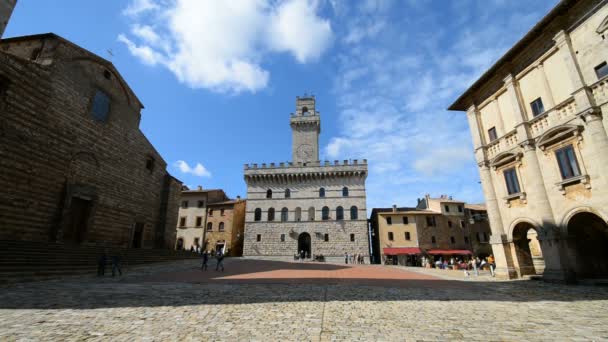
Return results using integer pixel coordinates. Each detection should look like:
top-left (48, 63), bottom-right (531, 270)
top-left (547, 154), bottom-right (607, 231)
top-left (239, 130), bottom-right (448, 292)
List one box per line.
top-left (119, 0), bottom-right (333, 93)
top-left (174, 160), bottom-right (212, 177)
top-left (122, 0), bottom-right (160, 17)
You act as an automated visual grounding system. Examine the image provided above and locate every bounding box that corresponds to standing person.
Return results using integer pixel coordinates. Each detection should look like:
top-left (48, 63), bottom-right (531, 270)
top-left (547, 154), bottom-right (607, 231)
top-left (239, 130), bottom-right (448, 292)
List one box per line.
top-left (111, 251), bottom-right (122, 277)
top-left (215, 250), bottom-right (225, 271)
top-left (201, 250), bottom-right (209, 271)
top-left (345, 252), bottom-right (349, 264)
top-left (471, 257), bottom-right (479, 276)
top-left (97, 250), bottom-right (107, 277)
top-left (488, 255), bottom-right (496, 277)
top-left (300, 250), bottom-right (305, 262)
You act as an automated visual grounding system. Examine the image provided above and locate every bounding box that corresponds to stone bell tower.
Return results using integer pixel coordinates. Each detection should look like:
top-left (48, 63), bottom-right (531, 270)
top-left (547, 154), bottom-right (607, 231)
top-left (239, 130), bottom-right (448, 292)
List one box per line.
top-left (290, 96), bottom-right (321, 163)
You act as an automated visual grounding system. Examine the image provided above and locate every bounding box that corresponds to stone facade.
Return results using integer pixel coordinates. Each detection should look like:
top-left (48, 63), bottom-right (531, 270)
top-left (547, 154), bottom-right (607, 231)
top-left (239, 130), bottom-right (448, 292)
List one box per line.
top-left (449, 0), bottom-right (608, 281)
top-left (243, 96), bottom-right (369, 261)
top-left (370, 195), bottom-right (492, 265)
top-left (175, 188), bottom-right (227, 250)
top-left (0, 0), bottom-right (16, 38)
top-left (205, 199), bottom-right (246, 257)
top-left (0, 33), bottom-right (181, 249)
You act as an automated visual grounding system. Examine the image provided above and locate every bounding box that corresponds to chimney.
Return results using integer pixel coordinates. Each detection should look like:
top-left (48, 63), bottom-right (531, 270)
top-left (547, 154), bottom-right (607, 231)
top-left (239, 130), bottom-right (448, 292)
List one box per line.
top-left (237, 195), bottom-right (241, 200)
top-left (197, 185), bottom-right (203, 190)
top-left (392, 205), bottom-right (397, 212)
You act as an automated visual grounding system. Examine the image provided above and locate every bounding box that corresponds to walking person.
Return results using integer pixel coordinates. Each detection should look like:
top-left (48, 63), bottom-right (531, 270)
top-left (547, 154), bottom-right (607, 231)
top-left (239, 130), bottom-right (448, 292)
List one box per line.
top-left (345, 252), bottom-right (349, 264)
top-left (488, 254), bottom-right (496, 277)
top-left (215, 250), bottom-right (225, 271)
top-left (97, 250), bottom-right (107, 277)
top-left (111, 252), bottom-right (122, 277)
top-left (471, 257), bottom-right (479, 276)
top-left (201, 250), bottom-right (209, 271)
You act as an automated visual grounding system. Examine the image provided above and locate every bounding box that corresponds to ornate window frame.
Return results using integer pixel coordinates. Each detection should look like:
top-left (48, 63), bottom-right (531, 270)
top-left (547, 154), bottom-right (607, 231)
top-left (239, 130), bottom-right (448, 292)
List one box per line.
top-left (537, 125), bottom-right (590, 194)
top-left (490, 151), bottom-right (526, 206)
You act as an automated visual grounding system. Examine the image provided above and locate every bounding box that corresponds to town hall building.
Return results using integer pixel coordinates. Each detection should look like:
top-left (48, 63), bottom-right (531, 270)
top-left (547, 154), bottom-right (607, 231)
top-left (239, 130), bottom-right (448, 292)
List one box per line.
top-left (243, 96), bottom-right (369, 262)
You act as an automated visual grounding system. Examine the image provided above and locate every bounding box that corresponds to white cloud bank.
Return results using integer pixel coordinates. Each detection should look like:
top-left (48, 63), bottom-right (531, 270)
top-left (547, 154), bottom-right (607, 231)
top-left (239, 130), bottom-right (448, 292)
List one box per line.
top-left (119, 0), bottom-right (333, 93)
top-left (174, 160), bottom-right (212, 177)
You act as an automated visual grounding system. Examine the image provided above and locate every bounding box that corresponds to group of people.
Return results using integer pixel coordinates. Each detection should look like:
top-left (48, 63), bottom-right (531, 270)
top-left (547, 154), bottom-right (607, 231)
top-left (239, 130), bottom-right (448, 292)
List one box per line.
top-left (201, 249), bottom-right (225, 271)
top-left (426, 255), bottom-right (496, 277)
top-left (344, 252), bottom-right (365, 264)
top-left (97, 250), bottom-right (123, 277)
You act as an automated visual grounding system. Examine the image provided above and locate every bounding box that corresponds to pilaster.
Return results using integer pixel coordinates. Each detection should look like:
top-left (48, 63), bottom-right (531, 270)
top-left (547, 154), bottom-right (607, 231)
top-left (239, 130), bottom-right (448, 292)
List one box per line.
top-left (553, 30), bottom-right (595, 111)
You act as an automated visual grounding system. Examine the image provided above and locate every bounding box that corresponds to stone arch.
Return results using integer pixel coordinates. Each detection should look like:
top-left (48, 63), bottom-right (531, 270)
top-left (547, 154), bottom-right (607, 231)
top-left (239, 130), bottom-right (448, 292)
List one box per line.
top-left (564, 208), bottom-right (608, 279)
top-left (490, 151), bottom-right (522, 169)
top-left (510, 220), bottom-right (545, 276)
top-left (559, 206), bottom-right (608, 232)
top-left (67, 57), bottom-right (136, 107)
top-left (507, 217), bottom-right (542, 241)
top-left (536, 124), bottom-right (582, 150)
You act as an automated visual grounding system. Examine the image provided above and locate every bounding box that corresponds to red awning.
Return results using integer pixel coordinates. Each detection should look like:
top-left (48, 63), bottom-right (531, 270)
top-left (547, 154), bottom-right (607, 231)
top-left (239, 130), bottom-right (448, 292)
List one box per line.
top-left (426, 249), bottom-right (472, 255)
top-left (383, 247), bottom-right (422, 255)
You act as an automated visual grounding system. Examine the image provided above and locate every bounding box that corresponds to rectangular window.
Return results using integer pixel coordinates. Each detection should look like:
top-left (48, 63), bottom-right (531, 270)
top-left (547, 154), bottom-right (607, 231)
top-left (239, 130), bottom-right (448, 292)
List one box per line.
top-left (464, 236), bottom-right (469, 244)
top-left (91, 90), bottom-right (110, 122)
top-left (145, 157), bottom-right (155, 172)
top-left (350, 233), bottom-right (355, 242)
top-left (595, 61), bottom-right (608, 80)
top-left (488, 127), bottom-right (497, 142)
top-left (195, 217), bottom-right (202, 227)
top-left (194, 237), bottom-right (199, 246)
top-left (208, 209), bottom-right (213, 216)
top-left (324, 233), bottom-right (329, 242)
top-left (256, 234), bottom-right (261, 242)
top-left (181, 201), bottom-right (189, 209)
top-left (405, 232), bottom-right (411, 241)
top-left (280, 234), bottom-right (285, 242)
top-left (450, 236), bottom-right (455, 244)
top-left (431, 236), bottom-right (436, 244)
top-left (388, 232), bottom-right (394, 241)
top-left (530, 98), bottom-right (545, 117)
top-left (448, 221), bottom-right (453, 228)
top-left (221, 209), bottom-right (225, 216)
top-left (555, 145), bottom-right (581, 180)
top-left (197, 200), bottom-right (204, 208)
top-left (179, 217), bottom-right (186, 227)
top-left (460, 220), bottom-right (465, 228)
top-left (444, 205), bottom-right (450, 212)
top-left (402, 216), bottom-right (408, 224)
top-left (458, 205), bottom-right (463, 213)
top-left (504, 167), bottom-right (521, 195)
top-left (426, 216), bottom-right (436, 227)
top-left (386, 217), bottom-right (392, 225)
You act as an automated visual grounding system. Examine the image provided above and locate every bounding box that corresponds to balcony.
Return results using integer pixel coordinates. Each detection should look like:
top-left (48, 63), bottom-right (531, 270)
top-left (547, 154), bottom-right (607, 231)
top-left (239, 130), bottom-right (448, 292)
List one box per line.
top-left (591, 77), bottom-right (608, 106)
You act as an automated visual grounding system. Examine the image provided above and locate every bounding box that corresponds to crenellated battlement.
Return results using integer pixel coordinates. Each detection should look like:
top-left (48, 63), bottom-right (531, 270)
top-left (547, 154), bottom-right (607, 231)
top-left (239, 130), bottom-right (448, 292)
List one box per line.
top-left (244, 159), bottom-right (367, 170)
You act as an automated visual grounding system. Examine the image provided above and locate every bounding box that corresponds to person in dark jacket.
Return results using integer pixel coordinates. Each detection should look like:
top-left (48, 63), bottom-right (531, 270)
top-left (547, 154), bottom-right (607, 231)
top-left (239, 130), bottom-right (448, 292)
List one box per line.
top-left (202, 250), bottom-right (209, 271)
top-left (215, 250), bottom-right (225, 271)
top-left (97, 250), bottom-right (107, 276)
top-left (111, 252), bottom-right (122, 277)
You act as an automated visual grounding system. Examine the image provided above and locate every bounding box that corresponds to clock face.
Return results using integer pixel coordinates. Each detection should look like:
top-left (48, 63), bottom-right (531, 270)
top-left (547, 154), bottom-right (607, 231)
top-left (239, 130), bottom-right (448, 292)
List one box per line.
top-left (297, 144), bottom-right (314, 159)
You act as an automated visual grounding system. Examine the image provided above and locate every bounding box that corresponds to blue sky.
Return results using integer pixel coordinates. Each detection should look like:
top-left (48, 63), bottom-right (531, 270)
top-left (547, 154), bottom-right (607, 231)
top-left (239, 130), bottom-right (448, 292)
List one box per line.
top-left (5, 0), bottom-right (558, 210)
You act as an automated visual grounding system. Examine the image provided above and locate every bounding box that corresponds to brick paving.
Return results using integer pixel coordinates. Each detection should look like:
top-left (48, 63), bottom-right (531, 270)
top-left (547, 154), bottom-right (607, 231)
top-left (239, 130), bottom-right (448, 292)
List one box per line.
top-left (1, 258), bottom-right (608, 341)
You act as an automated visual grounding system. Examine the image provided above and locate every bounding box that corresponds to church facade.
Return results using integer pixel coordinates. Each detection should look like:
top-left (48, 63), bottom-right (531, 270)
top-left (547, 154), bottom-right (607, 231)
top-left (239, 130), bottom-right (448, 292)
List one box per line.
top-left (243, 96), bottom-right (369, 262)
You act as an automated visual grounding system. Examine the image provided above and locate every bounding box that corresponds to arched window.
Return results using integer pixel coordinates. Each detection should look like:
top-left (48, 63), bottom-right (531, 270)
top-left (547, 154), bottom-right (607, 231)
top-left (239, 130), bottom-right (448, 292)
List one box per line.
top-left (285, 189), bottom-right (291, 198)
top-left (266, 189), bottom-right (272, 199)
top-left (350, 206), bottom-right (358, 220)
top-left (308, 207), bottom-right (315, 221)
top-left (322, 206), bottom-right (330, 220)
top-left (219, 222), bottom-right (225, 231)
top-left (281, 207), bottom-right (288, 222)
top-left (268, 208), bottom-right (275, 221)
top-left (342, 187), bottom-right (349, 197)
top-left (319, 187), bottom-right (325, 198)
top-left (336, 206), bottom-right (344, 220)
top-left (206, 222), bottom-right (212, 231)
top-left (295, 207), bottom-right (302, 221)
top-left (254, 208), bottom-right (262, 221)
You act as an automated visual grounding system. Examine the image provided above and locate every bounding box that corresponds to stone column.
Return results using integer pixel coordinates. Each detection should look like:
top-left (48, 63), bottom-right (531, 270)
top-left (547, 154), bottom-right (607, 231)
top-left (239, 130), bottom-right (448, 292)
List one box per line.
top-left (466, 105), bottom-right (485, 148)
top-left (519, 140), bottom-right (568, 281)
top-left (581, 108), bottom-right (608, 188)
top-left (478, 162), bottom-right (515, 278)
top-left (553, 30), bottom-right (594, 111)
top-left (537, 64), bottom-right (556, 109)
top-left (504, 74), bottom-right (530, 141)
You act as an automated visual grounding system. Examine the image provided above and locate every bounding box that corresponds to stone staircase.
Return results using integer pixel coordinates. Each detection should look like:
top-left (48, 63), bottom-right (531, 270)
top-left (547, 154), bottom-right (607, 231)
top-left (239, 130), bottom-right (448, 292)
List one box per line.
top-left (0, 240), bottom-right (200, 283)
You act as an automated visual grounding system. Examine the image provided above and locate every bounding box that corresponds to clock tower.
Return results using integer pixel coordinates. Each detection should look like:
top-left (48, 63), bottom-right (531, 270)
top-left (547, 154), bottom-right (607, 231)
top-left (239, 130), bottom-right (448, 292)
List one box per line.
top-left (290, 96), bottom-right (320, 163)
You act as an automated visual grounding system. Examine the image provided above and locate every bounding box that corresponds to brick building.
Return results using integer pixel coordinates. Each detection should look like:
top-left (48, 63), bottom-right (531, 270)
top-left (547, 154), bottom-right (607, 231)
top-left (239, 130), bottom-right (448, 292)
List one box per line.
top-left (204, 198), bottom-right (246, 256)
top-left (0, 33), bottom-right (181, 249)
top-left (0, 0), bottom-right (16, 38)
top-left (370, 195), bottom-right (492, 265)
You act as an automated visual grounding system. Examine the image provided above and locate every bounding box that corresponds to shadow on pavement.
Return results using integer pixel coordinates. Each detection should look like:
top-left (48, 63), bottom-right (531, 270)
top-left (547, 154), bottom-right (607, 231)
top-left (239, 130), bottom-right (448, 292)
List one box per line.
top-left (1, 258), bottom-right (608, 309)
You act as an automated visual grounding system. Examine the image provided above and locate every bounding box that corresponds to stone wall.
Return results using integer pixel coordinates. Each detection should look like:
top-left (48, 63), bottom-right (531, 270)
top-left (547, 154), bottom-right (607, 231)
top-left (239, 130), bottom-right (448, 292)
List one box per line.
top-left (0, 34), bottom-right (180, 249)
top-left (0, 0), bottom-right (16, 38)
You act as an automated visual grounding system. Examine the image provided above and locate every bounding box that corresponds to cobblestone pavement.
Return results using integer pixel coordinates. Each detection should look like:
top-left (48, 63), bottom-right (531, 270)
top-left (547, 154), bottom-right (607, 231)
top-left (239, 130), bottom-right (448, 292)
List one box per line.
top-left (1, 258), bottom-right (608, 341)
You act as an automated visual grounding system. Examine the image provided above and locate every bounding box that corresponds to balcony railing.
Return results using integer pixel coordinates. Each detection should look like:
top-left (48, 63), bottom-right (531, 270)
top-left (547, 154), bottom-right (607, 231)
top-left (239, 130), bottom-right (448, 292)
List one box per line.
top-left (591, 77), bottom-right (608, 106)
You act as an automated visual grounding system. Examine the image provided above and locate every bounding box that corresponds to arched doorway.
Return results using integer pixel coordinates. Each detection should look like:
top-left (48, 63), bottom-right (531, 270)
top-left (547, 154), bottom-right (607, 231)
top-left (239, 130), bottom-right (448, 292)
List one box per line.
top-left (298, 232), bottom-right (311, 258)
top-left (567, 212), bottom-right (608, 278)
top-left (512, 222), bottom-right (544, 276)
